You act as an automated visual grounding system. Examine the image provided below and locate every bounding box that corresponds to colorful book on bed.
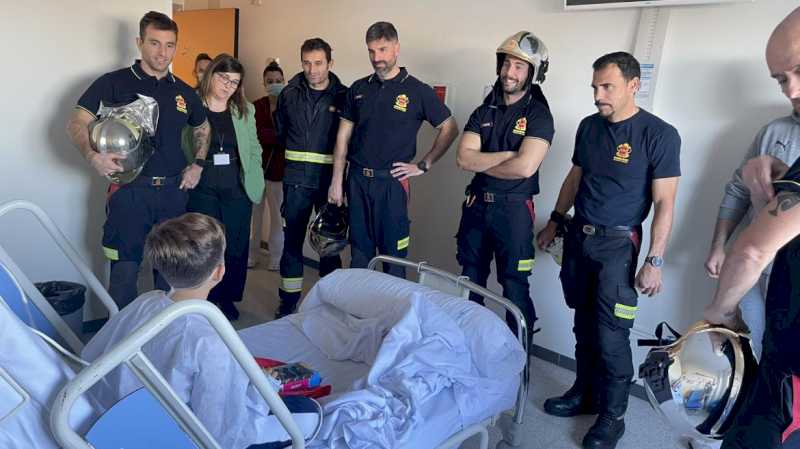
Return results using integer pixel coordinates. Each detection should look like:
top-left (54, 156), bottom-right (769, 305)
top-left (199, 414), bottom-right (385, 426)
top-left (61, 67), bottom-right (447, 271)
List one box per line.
top-left (254, 357), bottom-right (331, 398)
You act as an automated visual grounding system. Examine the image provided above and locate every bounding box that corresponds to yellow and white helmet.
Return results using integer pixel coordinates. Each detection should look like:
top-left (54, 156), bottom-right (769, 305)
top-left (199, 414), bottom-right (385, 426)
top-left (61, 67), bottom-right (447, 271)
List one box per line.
top-left (496, 31), bottom-right (549, 84)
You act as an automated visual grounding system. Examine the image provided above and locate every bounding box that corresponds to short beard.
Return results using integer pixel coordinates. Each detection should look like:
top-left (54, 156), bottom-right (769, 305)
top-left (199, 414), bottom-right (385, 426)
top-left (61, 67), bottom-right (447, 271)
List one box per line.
top-left (374, 60), bottom-right (396, 77)
top-left (502, 79), bottom-right (526, 95)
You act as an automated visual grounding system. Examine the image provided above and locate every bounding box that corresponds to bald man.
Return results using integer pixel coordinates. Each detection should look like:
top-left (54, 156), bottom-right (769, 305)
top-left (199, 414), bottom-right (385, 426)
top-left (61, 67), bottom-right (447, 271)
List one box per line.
top-left (704, 6), bottom-right (800, 448)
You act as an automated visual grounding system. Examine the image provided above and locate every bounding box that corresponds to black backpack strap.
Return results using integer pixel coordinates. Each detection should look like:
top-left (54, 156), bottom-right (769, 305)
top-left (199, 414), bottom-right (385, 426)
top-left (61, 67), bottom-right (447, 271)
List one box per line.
top-left (637, 321), bottom-right (682, 347)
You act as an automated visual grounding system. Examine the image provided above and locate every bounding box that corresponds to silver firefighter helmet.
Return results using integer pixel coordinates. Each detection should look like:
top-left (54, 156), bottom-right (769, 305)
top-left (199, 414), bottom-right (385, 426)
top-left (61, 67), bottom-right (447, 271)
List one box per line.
top-left (88, 94), bottom-right (159, 184)
top-left (639, 321), bottom-right (757, 443)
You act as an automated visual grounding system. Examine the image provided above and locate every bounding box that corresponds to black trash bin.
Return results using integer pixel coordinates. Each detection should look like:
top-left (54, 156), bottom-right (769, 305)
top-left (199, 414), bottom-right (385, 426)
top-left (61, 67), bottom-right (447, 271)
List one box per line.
top-left (35, 281), bottom-right (86, 337)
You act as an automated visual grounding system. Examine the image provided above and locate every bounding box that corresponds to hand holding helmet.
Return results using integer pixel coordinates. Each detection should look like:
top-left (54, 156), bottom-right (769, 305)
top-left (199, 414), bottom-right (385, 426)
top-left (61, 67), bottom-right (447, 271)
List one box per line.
top-left (87, 151), bottom-right (126, 178)
top-left (639, 320), bottom-right (757, 443)
top-left (308, 203), bottom-right (349, 258)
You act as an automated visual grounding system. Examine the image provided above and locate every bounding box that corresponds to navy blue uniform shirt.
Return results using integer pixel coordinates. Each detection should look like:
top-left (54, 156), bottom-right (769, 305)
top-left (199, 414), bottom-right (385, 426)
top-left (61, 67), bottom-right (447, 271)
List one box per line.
top-left (572, 109), bottom-right (681, 227)
top-left (464, 85), bottom-right (555, 195)
top-left (77, 60), bottom-right (207, 178)
top-left (764, 159), bottom-right (800, 371)
top-left (341, 67), bottom-right (451, 169)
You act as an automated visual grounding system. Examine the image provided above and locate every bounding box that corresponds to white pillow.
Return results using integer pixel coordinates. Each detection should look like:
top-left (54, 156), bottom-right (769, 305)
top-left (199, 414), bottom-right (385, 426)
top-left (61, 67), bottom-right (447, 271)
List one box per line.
top-left (306, 269), bottom-right (526, 378)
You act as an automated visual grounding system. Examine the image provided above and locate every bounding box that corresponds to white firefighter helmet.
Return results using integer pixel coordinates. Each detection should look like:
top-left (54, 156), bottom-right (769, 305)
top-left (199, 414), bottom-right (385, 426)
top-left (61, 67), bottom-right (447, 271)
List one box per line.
top-left (496, 31), bottom-right (550, 84)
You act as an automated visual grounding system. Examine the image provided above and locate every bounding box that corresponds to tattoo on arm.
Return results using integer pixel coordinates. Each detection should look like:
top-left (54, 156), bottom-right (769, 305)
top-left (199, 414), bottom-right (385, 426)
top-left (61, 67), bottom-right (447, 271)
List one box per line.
top-left (768, 191), bottom-right (800, 216)
top-left (192, 122), bottom-right (210, 159)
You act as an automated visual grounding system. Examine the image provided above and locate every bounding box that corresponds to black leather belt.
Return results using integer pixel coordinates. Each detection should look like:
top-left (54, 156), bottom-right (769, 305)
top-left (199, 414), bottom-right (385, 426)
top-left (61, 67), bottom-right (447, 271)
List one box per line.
top-left (476, 191), bottom-right (531, 203)
top-left (575, 223), bottom-right (636, 238)
top-left (128, 174), bottom-right (181, 187)
top-left (350, 164), bottom-right (393, 179)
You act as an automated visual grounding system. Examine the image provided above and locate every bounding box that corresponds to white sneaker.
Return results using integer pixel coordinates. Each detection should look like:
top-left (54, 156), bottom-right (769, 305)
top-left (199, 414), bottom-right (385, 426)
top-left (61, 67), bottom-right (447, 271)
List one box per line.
top-left (247, 256), bottom-right (257, 268)
top-left (267, 260), bottom-right (280, 271)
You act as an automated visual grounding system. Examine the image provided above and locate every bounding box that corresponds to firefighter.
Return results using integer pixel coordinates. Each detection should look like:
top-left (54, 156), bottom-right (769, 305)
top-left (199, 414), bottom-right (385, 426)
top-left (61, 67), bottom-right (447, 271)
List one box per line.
top-left (455, 31), bottom-right (554, 349)
top-left (273, 38), bottom-right (348, 317)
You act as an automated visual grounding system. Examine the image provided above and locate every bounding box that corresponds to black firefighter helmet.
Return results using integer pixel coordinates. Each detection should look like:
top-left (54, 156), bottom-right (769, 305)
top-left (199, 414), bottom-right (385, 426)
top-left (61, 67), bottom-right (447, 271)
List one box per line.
top-left (308, 203), bottom-right (349, 258)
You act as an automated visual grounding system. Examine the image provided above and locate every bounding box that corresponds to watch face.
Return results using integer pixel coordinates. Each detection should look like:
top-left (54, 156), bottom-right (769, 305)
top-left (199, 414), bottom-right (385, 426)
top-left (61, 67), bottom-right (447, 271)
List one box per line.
top-left (649, 256), bottom-right (664, 267)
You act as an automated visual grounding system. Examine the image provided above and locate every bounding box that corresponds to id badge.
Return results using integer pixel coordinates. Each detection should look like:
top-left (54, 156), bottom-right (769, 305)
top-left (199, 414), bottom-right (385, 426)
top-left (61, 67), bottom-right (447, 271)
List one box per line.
top-left (213, 153), bottom-right (231, 166)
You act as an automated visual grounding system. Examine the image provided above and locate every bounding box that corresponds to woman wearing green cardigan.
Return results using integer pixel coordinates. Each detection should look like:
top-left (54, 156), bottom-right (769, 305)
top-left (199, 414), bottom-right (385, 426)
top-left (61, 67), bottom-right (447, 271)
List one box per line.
top-left (183, 54), bottom-right (264, 320)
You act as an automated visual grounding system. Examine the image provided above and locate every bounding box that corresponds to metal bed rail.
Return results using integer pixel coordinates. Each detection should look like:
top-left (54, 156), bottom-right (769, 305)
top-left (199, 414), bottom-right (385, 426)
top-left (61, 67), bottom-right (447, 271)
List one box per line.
top-left (367, 255), bottom-right (529, 448)
top-left (0, 200), bottom-right (119, 353)
top-left (50, 300), bottom-right (307, 449)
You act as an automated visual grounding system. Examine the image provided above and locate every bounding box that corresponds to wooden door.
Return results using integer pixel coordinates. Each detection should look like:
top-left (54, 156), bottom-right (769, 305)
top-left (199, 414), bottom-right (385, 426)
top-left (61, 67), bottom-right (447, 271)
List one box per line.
top-left (173, 8), bottom-right (238, 85)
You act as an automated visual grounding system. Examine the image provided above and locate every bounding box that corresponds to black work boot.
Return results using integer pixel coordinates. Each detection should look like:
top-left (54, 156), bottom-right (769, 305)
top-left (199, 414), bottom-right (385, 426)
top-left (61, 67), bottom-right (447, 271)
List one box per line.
top-left (544, 382), bottom-right (599, 417)
top-left (274, 300), bottom-right (297, 320)
top-left (582, 380), bottom-right (629, 449)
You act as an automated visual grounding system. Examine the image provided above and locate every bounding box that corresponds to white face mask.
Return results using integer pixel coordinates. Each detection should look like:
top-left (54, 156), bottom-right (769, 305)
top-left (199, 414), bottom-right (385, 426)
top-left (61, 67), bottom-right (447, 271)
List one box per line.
top-left (267, 83), bottom-right (284, 97)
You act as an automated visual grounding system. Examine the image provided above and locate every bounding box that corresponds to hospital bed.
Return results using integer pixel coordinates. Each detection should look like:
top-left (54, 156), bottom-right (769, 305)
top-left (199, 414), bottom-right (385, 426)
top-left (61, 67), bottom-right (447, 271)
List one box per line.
top-left (237, 255), bottom-right (530, 449)
top-left (0, 200), bottom-right (529, 449)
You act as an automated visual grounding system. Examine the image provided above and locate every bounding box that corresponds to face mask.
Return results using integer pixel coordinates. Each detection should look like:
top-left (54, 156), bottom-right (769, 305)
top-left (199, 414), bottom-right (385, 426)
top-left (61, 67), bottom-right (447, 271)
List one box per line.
top-left (267, 83), bottom-right (284, 97)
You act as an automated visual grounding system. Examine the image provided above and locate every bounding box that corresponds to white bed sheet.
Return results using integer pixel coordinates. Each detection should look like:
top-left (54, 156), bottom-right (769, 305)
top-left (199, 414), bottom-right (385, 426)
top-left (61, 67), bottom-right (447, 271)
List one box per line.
top-left (239, 318), bottom-right (510, 449)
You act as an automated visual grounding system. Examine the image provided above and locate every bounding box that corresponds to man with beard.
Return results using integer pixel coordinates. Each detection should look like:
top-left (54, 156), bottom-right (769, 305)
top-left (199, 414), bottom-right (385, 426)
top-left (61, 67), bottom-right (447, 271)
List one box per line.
top-left (327, 21), bottom-right (458, 278)
top-left (273, 37), bottom-right (348, 317)
top-left (536, 52), bottom-right (680, 449)
top-left (454, 31), bottom-right (554, 348)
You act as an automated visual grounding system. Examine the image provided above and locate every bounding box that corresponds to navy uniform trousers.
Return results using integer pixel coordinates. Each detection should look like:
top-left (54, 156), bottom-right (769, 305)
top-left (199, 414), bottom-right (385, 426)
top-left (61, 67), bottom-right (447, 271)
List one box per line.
top-left (347, 166), bottom-right (410, 278)
top-left (456, 193), bottom-right (537, 345)
top-left (559, 221), bottom-right (641, 418)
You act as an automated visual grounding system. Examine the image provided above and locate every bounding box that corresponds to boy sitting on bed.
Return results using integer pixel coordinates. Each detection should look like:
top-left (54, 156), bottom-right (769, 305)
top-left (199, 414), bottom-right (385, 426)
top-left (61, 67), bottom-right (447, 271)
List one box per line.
top-left (82, 213), bottom-right (319, 449)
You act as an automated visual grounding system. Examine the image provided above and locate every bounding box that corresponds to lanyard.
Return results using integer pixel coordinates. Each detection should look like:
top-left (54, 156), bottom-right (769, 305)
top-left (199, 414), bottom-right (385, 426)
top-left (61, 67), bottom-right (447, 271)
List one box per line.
top-left (217, 131), bottom-right (226, 154)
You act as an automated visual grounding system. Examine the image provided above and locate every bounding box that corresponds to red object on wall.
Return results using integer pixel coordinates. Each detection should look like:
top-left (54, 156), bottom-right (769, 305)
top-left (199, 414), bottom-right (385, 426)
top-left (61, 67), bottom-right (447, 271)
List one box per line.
top-left (433, 85), bottom-right (448, 104)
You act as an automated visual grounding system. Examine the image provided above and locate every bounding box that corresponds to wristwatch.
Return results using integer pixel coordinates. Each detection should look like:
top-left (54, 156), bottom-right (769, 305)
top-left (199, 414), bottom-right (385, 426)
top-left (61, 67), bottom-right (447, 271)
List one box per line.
top-left (194, 158), bottom-right (208, 168)
top-left (550, 210), bottom-right (566, 225)
top-left (645, 255), bottom-right (664, 268)
top-left (417, 160), bottom-right (429, 173)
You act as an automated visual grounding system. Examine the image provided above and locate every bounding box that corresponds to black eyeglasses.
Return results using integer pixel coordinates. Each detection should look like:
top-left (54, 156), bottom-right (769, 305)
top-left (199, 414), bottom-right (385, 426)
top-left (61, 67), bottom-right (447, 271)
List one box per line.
top-left (215, 73), bottom-right (241, 88)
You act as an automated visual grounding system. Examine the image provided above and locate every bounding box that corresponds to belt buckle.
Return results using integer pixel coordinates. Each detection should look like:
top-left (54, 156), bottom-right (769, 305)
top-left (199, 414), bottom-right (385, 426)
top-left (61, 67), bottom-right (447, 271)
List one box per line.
top-left (362, 168), bottom-right (374, 178)
top-left (582, 224), bottom-right (596, 236)
top-left (483, 192), bottom-right (495, 203)
top-left (151, 176), bottom-right (166, 187)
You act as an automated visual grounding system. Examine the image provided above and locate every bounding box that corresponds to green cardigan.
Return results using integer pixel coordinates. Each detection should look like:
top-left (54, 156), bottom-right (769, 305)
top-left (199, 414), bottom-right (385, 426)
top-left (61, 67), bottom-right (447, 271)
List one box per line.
top-left (182, 102), bottom-right (265, 204)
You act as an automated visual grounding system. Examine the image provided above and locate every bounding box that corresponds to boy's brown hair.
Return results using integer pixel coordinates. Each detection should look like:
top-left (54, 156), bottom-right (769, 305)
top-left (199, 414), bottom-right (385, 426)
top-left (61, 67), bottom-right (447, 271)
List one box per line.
top-left (144, 213), bottom-right (225, 289)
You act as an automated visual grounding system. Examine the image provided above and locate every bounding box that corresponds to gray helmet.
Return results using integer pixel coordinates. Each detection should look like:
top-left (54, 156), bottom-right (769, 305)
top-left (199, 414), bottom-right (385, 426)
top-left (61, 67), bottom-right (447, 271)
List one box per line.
top-left (89, 94), bottom-right (159, 184)
top-left (308, 203), bottom-right (348, 258)
top-left (639, 321), bottom-right (757, 443)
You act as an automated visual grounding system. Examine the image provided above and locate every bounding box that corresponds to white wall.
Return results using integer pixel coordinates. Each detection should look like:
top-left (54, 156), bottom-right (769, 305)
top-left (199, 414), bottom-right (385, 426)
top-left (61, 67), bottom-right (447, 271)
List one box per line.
top-left (223, 0), bottom-right (796, 368)
top-left (0, 0), bottom-right (170, 317)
